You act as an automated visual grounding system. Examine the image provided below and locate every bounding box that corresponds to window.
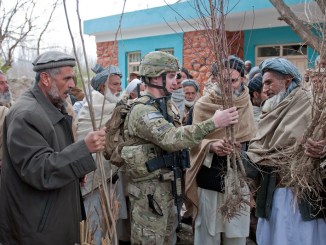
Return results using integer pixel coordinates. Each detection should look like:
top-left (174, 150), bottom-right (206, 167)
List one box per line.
top-left (256, 43), bottom-right (308, 77)
top-left (257, 44), bottom-right (307, 58)
top-left (127, 51), bottom-right (141, 75)
top-left (156, 48), bottom-right (174, 55)
top-left (257, 46), bottom-right (280, 57)
top-left (282, 45), bottom-right (307, 56)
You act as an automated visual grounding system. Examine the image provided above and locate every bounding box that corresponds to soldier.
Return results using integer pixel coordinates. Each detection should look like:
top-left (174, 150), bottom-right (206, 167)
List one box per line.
top-left (120, 51), bottom-right (239, 244)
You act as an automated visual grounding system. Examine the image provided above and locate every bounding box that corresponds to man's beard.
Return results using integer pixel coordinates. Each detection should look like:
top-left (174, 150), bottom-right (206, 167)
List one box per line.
top-left (214, 84), bottom-right (242, 99)
top-left (262, 89), bottom-right (287, 113)
top-left (105, 88), bottom-right (120, 103)
top-left (184, 99), bottom-right (195, 108)
top-left (47, 82), bottom-right (68, 108)
top-left (0, 90), bottom-right (12, 105)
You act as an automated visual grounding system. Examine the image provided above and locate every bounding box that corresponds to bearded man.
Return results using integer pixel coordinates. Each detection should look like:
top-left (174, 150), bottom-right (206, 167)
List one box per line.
top-left (73, 64), bottom-right (122, 115)
top-left (186, 56), bottom-right (256, 245)
top-left (75, 64), bottom-right (130, 244)
top-left (246, 57), bottom-right (326, 245)
top-left (0, 51), bottom-right (106, 244)
top-left (0, 72), bottom-right (12, 108)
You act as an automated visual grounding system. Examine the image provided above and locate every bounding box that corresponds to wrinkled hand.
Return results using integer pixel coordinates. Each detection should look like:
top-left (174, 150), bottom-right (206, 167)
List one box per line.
top-left (213, 107), bottom-right (239, 128)
top-left (210, 138), bottom-right (233, 156)
top-left (304, 138), bottom-right (326, 158)
top-left (84, 127), bottom-right (106, 153)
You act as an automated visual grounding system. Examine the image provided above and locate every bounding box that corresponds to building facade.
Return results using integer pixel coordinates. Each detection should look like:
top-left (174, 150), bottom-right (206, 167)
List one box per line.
top-left (84, 0), bottom-right (321, 89)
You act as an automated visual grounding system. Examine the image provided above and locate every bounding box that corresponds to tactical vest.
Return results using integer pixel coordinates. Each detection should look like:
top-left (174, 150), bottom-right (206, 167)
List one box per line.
top-left (121, 95), bottom-right (175, 182)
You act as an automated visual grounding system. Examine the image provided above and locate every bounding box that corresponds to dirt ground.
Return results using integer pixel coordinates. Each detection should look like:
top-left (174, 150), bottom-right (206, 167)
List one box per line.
top-left (176, 224), bottom-right (257, 245)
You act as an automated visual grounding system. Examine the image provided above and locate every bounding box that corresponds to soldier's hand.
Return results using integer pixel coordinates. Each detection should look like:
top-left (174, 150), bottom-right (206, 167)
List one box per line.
top-left (210, 139), bottom-right (233, 156)
top-left (84, 127), bottom-right (106, 153)
top-left (213, 107), bottom-right (238, 128)
top-left (304, 138), bottom-right (326, 159)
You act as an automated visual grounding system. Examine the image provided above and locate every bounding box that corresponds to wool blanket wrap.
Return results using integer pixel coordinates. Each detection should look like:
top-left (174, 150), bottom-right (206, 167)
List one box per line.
top-left (186, 86), bottom-right (256, 219)
top-left (246, 87), bottom-right (312, 166)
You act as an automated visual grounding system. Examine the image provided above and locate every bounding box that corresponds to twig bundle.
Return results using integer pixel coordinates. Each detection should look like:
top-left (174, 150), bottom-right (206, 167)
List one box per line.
top-left (280, 67), bottom-right (326, 208)
top-left (271, 5), bottom-right (326, 211)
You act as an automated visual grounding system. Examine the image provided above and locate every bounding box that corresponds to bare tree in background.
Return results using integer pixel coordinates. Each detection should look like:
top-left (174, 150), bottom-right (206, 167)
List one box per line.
top-left (0, 0), bottom-right (59, 72)
top-left (270, 0), bottom-right (325, 58)
top-left (36, 0), bottom-right (60, 56)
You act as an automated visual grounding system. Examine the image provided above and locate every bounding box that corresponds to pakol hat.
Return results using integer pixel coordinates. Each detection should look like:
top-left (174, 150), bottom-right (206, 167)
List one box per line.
top-left (33, 51), bottom-right (76, 72)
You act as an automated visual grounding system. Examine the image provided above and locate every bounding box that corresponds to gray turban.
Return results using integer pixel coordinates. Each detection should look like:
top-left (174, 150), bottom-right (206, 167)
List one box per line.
top-left (91, 64), bottom-right (122, 91)
top-left (33, 51), bottom-right (76, 72)
top-left (259, 57), bottom-right (302, 84)
top-left (248, 66), bottom-right (261, 81)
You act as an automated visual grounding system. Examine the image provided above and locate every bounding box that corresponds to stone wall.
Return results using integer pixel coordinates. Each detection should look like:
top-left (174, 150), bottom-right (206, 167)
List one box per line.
top-left (96, 41), bottom-right (119, 67)
top-left (183, 30), bottom-right (244, 92)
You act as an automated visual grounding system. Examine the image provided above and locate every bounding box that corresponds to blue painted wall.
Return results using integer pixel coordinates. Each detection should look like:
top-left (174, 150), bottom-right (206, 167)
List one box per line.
top-left (84, 0), bottom-right (310, 35)
top-left (244, 26), bottom-right (318, 67)
top-left (118, 33), bottom-right (183, 88)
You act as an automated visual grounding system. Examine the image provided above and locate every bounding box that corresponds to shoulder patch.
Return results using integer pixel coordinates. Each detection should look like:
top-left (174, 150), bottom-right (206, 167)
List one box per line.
top-left (146, 112), bottom-right (164, 120)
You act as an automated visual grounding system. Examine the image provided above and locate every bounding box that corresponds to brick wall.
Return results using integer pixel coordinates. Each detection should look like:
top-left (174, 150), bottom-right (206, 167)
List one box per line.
top-left (95, 30), bottom-right (244, 92)
top-left (96, 41), bottom-right (118, 67)
top-left (183, 30), bottom-right (244, 92)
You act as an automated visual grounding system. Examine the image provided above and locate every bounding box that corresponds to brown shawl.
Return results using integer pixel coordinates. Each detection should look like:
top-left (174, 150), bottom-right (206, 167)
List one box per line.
top-left (185, 86), bottom-right (257, 219)
top-left (246, 87), bottom-right (312, 165)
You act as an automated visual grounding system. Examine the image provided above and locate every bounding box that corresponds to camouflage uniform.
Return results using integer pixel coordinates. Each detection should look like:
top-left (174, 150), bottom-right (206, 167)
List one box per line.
top-left (121, 51), bottom-right (216, 245)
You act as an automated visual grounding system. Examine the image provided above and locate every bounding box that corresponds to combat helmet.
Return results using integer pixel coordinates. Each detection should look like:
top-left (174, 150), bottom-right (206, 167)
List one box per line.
top-left (140, 51), bottom-right (180, 95)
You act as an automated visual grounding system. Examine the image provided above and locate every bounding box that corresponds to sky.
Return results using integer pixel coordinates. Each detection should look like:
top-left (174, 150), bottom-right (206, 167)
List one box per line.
top-left (4, 0), bottom-right (180, 77)
top-left (48, 0), bottom-right (181, 58)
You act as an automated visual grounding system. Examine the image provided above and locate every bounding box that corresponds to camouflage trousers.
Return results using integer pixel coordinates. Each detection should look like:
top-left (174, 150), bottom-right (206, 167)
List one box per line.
top-left (128, 178), bottom-right (176, 245)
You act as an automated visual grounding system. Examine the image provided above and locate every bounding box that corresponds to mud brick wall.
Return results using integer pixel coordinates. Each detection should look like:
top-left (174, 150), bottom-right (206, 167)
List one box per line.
top-left (96, 41), bottom-right (118, 67)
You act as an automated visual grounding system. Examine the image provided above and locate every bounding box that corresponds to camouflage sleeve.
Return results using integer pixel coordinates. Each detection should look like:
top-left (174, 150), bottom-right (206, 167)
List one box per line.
top-left (128, 103), bottom-right (215, 152)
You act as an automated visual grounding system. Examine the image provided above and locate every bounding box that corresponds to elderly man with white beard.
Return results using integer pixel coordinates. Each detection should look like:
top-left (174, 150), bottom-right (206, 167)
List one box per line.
top-left (186, 56), bottom-right (256, 245)
top-left (75, 64), bottom-right (130, 244)
top-left (246, 57), bottom-right (326, 245)
top-left (0, 71), bottom-right (12, 186)
top-left (0, 71), bottom-right (12, 108)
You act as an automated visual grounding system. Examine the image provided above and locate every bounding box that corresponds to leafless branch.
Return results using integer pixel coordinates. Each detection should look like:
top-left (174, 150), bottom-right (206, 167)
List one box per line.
top-left (270, 0), bottom-right (324, 54)
top-left (316, 0), bottom-right (325, 15)
top-left (36, 0), bottom-right (60, 56)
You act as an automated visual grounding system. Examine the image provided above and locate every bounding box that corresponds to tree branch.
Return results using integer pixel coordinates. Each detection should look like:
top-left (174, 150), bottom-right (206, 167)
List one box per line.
top-left (36, 0), bottom-right (59, 55)
top-left (270, 0), bottom-right (323, 53)
top-left (316, 0), bottom-right (325, 15)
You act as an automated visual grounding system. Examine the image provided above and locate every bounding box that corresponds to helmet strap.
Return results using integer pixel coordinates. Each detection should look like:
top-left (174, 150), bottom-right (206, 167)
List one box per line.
top-left (142, 73), bottom-right (171, 96)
